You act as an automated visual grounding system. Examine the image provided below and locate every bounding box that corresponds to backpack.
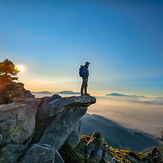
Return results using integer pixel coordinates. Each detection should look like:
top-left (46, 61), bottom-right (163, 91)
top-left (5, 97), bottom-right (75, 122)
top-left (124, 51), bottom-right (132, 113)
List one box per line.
top-left (79, 65), bottom-right (84, 77)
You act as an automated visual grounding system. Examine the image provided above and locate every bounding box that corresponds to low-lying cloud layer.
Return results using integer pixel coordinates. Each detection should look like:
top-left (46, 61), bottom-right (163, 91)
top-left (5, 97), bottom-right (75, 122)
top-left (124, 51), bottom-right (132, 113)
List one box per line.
top-left (105, 93), bottom-right (163, 106)
top-left (89, 93), bottom-right (163, 137)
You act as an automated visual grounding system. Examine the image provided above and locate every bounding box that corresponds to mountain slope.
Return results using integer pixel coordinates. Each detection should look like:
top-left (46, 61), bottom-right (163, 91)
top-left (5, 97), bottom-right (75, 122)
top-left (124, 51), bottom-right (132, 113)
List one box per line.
top-left (81, 114), bottom-right (160, 152)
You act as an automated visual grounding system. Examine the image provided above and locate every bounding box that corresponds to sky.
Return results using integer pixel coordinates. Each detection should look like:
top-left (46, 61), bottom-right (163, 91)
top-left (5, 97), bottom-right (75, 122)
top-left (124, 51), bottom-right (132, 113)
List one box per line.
top-left (0, 0), bottom-right (163, 96)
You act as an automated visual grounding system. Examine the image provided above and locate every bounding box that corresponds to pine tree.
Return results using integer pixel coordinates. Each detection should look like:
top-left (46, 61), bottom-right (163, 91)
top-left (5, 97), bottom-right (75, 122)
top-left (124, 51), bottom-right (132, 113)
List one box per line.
top-left (0, 59), bottom-right (19, 89)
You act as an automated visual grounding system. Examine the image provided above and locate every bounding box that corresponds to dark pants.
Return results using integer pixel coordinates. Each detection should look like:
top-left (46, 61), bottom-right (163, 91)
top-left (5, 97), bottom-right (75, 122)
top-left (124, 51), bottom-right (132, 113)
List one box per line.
top-left (81, 78), bottom-right (88, 94)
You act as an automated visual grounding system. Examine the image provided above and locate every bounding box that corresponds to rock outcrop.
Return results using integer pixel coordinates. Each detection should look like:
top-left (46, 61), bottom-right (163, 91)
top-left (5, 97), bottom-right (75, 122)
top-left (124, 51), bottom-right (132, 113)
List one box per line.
top-left (20, 144), bottom-right (55, 163)
top-left (0, 143), bottom-right (29, 163)
top-left (146, 147), bottom-right (162, 163)
top-left (0, 93), bottom-right (96, 163)
top-left (0, 103), bottom-right (35, 145)
top-left (75, 131), bottom-right (115, 163)
top-left (0, 88), bottom-right (161, 163)
top-left (66, 121), bottom-right (81, 148)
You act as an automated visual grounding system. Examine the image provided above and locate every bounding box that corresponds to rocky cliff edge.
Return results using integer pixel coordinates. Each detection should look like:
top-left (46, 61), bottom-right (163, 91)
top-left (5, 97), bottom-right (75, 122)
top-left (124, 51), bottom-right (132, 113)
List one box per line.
top-left (0, 94), bottom-right (96, 163)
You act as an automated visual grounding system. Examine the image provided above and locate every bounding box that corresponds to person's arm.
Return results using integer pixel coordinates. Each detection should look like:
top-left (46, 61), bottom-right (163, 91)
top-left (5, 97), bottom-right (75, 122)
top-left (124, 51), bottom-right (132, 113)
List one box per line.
top-left (87, 69), bottom-right (89, 78)
top-left (82, 66), bottom-right (86, 79)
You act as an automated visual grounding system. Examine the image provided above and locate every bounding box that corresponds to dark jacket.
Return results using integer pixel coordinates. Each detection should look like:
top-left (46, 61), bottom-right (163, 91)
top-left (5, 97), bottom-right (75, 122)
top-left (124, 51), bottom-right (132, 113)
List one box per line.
top-left (82, 65), bottom-right (89, 79)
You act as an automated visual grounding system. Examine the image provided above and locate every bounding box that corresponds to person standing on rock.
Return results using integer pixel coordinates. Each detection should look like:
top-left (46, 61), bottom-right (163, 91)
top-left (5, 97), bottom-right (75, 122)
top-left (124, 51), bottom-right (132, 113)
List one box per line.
top-left (80, 61), bottom-right (90, 96)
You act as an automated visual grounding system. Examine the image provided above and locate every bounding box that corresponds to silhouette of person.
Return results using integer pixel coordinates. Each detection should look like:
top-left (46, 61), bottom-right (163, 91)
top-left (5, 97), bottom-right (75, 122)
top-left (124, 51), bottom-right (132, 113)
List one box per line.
top-left (81, 61), bottom-right (90, 96)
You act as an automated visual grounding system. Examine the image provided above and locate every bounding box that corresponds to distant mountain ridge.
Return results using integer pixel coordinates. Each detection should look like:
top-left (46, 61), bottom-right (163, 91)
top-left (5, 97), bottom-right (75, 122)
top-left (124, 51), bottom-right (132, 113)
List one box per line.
top-left (31, 91), bottom-right (51, 94)
top-left (106, 93), bottom-right (145, 98)
top-left (81, 114), bottom-right (160, 152)
top-left (57, 91), bottom-right (80, 94)
top-left (32, 90), bottom-right (80, 95)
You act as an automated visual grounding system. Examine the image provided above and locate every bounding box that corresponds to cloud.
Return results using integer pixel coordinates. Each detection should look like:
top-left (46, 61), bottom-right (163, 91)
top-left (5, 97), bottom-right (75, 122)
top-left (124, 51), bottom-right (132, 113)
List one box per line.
top-left (104, 93), bottom-right (163, 106)
top-left (128, 99), bottom-right (163, 106)
top-left (156, 97), bottom-right (163, 99)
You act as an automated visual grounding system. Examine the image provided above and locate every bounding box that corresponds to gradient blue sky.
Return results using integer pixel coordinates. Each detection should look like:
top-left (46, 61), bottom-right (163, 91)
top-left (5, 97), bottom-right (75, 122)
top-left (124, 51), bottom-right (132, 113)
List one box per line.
top-left (0, 0), bottom-right (163, 96)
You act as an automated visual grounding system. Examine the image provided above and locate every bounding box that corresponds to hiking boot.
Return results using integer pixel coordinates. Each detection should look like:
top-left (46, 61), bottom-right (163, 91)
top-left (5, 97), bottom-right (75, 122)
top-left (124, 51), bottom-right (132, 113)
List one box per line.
top-left (85, 93), bottom-right (90, 96)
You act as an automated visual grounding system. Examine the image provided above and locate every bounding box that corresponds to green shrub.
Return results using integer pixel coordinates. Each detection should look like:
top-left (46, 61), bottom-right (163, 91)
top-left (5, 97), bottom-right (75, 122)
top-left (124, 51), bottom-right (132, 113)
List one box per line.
top-left (125, 150), bottom-right (140, 161)
top-left (81, 135), bottom-right (91, 141)
top-left (138, 153), bottom-right (146, 161)
top-left (59, 141), bottom-right (97, 163)
top-left (101, 137), bottom-right (107, 147)
top-left (59, 141), bottom-right (85, 163)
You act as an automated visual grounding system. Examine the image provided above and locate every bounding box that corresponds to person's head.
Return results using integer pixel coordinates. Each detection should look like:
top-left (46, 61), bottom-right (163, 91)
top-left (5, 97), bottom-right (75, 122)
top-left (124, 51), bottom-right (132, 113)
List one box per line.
top-left (85, 61), bottom-right (90, 67)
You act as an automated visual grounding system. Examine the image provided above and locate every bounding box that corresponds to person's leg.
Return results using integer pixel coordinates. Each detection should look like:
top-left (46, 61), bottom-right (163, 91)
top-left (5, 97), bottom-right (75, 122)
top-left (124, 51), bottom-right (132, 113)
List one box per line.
top-left (81, 78), bottom-right (84, 95)
top-left (84, 79), bottom-right (89, 95)
top-left (84, 86), bottom-right (87, 94)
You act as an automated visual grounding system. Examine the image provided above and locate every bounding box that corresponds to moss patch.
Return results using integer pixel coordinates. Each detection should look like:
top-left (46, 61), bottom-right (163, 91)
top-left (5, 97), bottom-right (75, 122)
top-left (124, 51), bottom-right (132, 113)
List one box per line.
top-left (13, 126), bottom-right (19, 136)
top-left (59, 141), bottom-right (96, 163)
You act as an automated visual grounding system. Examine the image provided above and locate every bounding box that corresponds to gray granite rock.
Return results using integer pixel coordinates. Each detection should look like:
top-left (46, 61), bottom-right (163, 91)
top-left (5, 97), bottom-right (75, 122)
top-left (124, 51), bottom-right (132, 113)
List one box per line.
top-left (37, 95), bottom-right (96, 122)
top-left (55, 150), bottom-right (65, 163)
top-left (0, 144), bottom-right (28, 163)
top-left (20, 144), bottom-right (55, 163)
top-left (39, 105), bottom-right (87, 150)
top-left (0, 94), bottom-right (96, 163)
top-left (0, 103), bottom-right (35, 145)
top-left (66, 121), bottom-right (81, 148)
top-left (89, 148), bottom-right (103, 163)
top-left (13, 97), bottom-right (44, 117)
top-left (0, 134), bottom-right (3, 145)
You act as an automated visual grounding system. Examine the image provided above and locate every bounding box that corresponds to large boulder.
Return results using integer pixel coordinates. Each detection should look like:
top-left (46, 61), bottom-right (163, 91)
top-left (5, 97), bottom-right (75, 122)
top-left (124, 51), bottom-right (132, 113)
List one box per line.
top-left (31, 94), bottom-right (62, 143)
top-left (85, 131), bottom-right (103, 162)
top-left (38, 96), bottom-right (96, 150)
top-left (36, 94), bottom-right (62, 122)
top-left (66, 121), bottom-right (81, 148)
top-left (39, 106), bottom-right (87, 150)
top-left (33, 95), bottom-right (96, 144)
top-left (20, 144), bottom-right (55, 163)
top-left (55, 150), bottom-right (65, 163)
top-left (0, 144), bottom-right (28, 163)
top-left (37, 95), bottom-right (96, 122)
top-left (89, 148), bottom-right (103, 163)
top-left (0, 103), bottom-right (35, 145)
top-left (75, 131), bottom-right (107, 163)
top-left (13, 97), bottom-right (45, 117)
top-left (40, 94), bottom-right (61, 106)
top-left (85, 131), bottom-right (102, 158)
top-left (0, 93), bottom-right (96, 163)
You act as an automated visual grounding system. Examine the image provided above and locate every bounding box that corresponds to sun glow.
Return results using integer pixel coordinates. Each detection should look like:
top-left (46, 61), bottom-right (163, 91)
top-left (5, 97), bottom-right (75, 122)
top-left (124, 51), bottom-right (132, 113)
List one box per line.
top-left (18, 66), bottom-right (24, 72)
top-left (15, 66), bottom-right (24, 72)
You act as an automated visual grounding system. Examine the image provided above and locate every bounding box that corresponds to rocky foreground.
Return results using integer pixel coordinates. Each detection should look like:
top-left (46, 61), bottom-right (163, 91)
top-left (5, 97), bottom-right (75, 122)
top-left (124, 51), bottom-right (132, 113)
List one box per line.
top-left (0, 89), bottom-right (162, 163)
top-left (0, 93), bottom-right (96, 163)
